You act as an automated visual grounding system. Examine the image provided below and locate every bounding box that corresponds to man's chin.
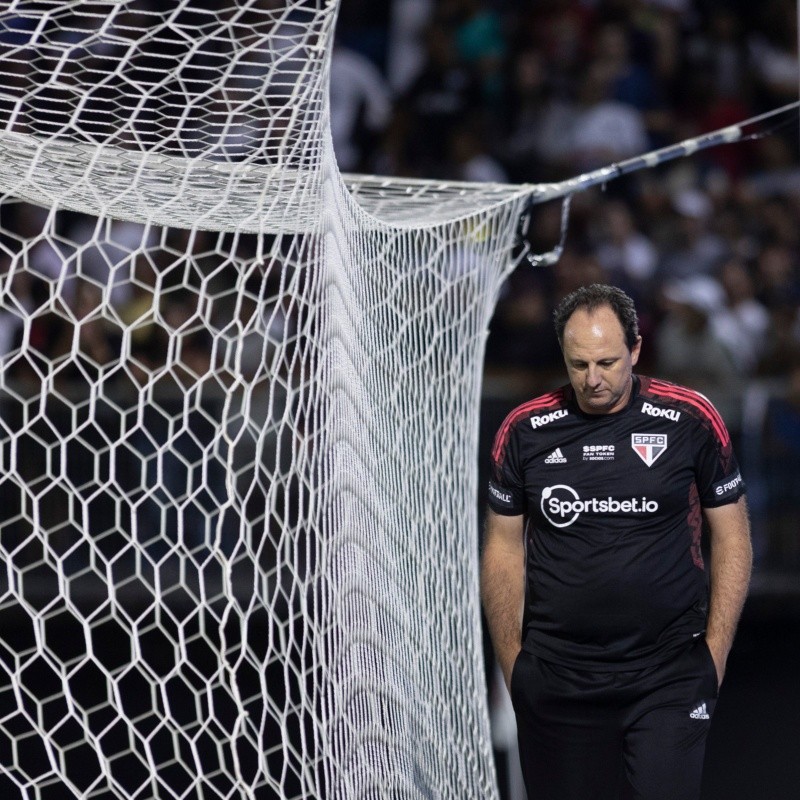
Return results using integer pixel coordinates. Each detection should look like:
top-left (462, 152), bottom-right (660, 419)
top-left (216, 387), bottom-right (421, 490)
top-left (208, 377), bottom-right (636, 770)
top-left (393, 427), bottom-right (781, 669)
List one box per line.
top-left (582, 392), bottom-right (618, 413)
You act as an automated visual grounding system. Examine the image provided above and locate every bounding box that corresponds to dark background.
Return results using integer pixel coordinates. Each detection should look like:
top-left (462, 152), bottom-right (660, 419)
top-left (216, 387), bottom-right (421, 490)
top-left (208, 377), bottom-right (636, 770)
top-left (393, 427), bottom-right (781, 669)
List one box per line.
top-left (702, 597), bottom-right (800, 800)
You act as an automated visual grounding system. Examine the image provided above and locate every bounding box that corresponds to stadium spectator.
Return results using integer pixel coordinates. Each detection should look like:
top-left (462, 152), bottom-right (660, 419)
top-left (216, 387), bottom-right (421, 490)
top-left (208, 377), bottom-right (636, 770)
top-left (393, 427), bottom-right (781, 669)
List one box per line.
top-left (500, 46), bottom-right (580, 182)
top-left (592, 198), bottom-right (658, 305)
top-left (592, 20), bottom-right (672, 148)
top-left (560, 58), bottom-right (650, 171)
top-left (446, 0), bottom-right (507, 106)
top-left (747, 0), bottom-right (800, 106)
top-left (657, 187), bottom-right (729, 280)
top-left (756, 300), bottom-right (800, 378)
top-left (484, 267), bottom-right (562, 391)
top-left (385, 0), bottom-right (435, 96)
top-left (754, 240), bottom-right (800, 309)
top-left (656, 275), bottom-right (744, 433)
top-left (329, 41), bottom-right (392, 172)
top-left (448, 124), bottom-right (508, 182)
top-left (759, 361), bottom-right (800, 569)
top-left (388, 21), bottom-right (481, 177)
top-left (714, 256), bottom-right (770, 374)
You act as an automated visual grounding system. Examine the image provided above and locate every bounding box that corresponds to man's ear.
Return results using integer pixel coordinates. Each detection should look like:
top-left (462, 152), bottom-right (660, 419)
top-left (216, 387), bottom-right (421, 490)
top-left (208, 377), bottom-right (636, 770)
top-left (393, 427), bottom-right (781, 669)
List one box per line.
top-left (630, 335), bottom-right (643, 366)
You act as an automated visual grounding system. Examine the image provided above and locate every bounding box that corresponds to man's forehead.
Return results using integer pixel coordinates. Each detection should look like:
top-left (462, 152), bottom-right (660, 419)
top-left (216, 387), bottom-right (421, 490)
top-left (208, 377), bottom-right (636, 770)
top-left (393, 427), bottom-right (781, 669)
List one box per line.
top-left (563, 306), bottom-right (626, 345)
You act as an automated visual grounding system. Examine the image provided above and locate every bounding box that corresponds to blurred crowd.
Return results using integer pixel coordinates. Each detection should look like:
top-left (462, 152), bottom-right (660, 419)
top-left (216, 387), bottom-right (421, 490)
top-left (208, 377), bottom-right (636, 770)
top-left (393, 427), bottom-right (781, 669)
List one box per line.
top-left (331, 0), bottom-right (800, 571)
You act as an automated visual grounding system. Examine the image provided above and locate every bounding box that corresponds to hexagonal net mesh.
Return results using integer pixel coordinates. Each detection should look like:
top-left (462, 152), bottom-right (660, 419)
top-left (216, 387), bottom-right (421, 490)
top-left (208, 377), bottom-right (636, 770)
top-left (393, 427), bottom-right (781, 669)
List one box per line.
top-left (0, 2), bottom-right (532, 799)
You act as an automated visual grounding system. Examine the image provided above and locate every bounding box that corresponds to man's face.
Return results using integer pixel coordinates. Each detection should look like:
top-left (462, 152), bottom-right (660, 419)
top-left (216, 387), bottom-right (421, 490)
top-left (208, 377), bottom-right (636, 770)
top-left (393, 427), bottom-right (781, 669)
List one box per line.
top-left (562, 305), bottom-right (641, 415)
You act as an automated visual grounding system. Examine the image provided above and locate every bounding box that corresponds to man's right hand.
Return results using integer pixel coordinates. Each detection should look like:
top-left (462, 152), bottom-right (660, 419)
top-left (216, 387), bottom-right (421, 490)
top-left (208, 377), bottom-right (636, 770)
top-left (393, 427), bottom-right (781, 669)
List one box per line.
top-left (480, 510), bottom-right (526, 695)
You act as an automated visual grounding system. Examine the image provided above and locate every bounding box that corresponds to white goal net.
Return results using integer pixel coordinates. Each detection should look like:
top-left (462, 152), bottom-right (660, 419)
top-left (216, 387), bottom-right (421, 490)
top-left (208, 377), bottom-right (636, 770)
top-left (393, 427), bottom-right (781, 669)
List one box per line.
top-left (0, 2), bottom-right (535, 799)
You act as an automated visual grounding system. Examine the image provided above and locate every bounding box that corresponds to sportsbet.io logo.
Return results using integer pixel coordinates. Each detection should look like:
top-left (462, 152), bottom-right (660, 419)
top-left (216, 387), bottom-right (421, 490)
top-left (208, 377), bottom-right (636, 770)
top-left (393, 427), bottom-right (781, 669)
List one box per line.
top-left (540, 484), bottom-right (659, 528)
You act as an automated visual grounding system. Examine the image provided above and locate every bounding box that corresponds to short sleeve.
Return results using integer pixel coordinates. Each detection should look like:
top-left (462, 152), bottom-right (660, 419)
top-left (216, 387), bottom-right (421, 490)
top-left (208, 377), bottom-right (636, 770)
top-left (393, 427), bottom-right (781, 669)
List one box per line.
top-left (694, 414), bottom-right (746, 507)
top-left (487, 416), bottom-right (527, 516)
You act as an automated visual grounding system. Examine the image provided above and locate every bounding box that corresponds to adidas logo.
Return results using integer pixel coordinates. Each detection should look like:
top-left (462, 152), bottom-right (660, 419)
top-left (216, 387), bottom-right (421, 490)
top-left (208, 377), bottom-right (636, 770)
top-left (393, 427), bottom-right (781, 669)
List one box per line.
top-left (544, 448), bottom-right (567, 464)
top-left (689, 703), bottom-right (710, 720)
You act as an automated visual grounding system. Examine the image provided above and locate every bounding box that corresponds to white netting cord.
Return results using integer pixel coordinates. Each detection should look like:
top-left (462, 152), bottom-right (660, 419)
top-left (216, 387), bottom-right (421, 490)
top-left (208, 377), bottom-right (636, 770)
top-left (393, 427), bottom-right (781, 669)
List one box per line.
top-left (0, 1), bottom-right (331, 164)
top-left (0, 204), bottom-right (328, 798)
top-left (317, 188), bottom-right (525, 798)
top-left (0, 198), bottom-right (527, 799)
top-left (0, 0), bottom-right (333, 233)
top-left (0, 1), bottom-right (531, 798)
top-left (0, 6), bottom-right (531, 232)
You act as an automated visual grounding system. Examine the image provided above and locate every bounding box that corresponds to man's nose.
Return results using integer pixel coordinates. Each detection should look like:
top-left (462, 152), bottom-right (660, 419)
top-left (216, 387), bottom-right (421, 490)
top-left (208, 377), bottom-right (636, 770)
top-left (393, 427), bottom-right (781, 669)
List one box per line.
top-left (586, 366), bottom-right (602, 387)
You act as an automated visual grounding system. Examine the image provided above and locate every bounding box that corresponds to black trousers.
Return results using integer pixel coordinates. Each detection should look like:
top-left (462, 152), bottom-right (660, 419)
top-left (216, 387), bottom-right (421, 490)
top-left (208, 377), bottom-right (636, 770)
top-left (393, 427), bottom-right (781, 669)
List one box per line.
top-left (510, 639), bottom-right (719, 800)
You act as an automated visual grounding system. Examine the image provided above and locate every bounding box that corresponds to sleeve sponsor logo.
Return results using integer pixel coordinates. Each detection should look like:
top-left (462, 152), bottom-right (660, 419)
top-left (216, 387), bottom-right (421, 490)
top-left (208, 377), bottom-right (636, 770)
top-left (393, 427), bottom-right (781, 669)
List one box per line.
top-left (641, 401), bottom-right (680, 422)
top-left (530, 409), bottom-right (568, 429)
top-left (713, 471), bottom-right (743, 497)
top-left (541, 484), bottom-right (659, 528)
top-left (631, 433), bottom-right (668, 467)
top-left (488, 481), bottom-right (514, 507)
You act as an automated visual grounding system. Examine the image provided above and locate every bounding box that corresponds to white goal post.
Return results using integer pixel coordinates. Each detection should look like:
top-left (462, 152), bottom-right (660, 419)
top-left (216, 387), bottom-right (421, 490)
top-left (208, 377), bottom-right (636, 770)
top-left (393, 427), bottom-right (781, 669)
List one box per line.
top-left (0, 3), bottom-right (532, 798)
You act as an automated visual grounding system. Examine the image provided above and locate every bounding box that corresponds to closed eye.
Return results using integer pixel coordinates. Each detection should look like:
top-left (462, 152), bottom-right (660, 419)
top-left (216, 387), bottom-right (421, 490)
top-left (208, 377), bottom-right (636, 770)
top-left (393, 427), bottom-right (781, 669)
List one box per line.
top-left (570, 359), bottom-right (618, 369)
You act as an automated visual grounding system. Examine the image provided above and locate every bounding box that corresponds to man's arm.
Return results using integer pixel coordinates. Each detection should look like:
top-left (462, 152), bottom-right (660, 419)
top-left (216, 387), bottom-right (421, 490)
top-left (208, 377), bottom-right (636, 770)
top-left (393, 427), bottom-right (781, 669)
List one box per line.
top-left (480, 509), bottom-right (526, 691)
top-left (703, 496), bottom-right (753, 685)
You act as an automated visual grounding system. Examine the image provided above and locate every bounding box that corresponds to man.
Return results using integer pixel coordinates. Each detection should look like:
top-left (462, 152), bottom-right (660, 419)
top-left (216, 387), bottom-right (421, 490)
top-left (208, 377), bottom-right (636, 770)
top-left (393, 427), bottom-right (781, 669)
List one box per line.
top-left (481, 284), bottom-right (751, 800)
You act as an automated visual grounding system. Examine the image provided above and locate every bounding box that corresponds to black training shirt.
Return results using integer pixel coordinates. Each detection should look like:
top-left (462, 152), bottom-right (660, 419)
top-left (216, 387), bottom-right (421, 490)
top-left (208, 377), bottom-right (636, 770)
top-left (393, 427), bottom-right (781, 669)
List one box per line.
top-left (488, 375), bottom-right (745, 670)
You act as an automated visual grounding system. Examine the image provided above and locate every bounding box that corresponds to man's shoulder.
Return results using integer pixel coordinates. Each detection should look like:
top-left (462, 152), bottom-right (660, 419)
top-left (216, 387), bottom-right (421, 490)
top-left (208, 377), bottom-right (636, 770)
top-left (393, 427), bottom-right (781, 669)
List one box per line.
top-left (637, 375), bottom-right (731, 445)
top-left (501, 386), bottom-right (570, 430)
top-left (491, 387), bottom-right (570, 460)
top-left (638, 375), bottom-right (717, 413)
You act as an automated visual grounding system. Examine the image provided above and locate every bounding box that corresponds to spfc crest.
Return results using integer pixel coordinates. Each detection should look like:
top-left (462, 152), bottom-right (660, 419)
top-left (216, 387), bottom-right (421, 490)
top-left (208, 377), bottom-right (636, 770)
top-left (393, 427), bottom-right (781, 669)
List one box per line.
top-left (631, 433), bottom-right (667, 467)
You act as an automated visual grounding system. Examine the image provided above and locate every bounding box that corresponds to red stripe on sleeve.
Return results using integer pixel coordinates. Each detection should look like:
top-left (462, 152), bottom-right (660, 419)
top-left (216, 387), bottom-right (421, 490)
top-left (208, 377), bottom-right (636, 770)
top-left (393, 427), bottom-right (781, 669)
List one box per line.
top-left (491, 389), bottom-right (565, 465)
top-left (646, 379), bottom-right (730, 447)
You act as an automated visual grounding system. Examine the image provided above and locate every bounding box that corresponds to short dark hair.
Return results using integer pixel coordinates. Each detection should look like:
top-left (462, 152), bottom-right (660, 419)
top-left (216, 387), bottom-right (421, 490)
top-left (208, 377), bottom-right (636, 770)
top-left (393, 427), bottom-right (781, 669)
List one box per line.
top-left (553, 284), bottom-right (639, 350)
